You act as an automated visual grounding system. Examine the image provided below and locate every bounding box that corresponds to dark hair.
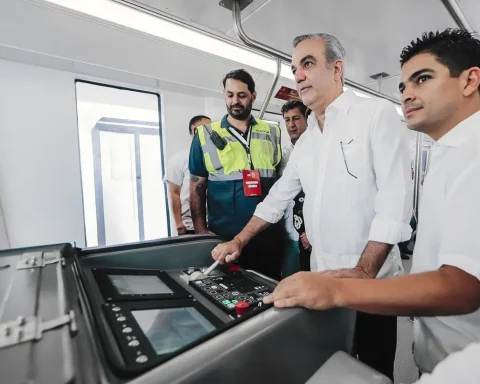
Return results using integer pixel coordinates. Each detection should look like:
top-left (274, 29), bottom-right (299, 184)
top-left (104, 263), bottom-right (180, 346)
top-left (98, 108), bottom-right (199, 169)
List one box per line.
top-left (222, 69), bottom-right (256, 94)
top-left (189, 115), bottom-right (210, 134)
top-left (281, 99), bottom-right (311, 119)
top-left (400, 29), bottom-right (480, 93)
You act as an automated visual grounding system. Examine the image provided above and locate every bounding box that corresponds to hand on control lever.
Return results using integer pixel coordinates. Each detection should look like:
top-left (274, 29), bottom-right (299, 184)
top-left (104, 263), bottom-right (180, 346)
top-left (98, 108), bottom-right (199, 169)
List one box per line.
top-left (211, 238), bottom-right (243, 264)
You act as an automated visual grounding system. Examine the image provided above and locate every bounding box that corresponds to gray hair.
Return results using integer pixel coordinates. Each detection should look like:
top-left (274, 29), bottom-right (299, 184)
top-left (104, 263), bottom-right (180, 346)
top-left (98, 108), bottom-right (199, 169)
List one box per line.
top-left (293, 33), bottom-right (346, 83)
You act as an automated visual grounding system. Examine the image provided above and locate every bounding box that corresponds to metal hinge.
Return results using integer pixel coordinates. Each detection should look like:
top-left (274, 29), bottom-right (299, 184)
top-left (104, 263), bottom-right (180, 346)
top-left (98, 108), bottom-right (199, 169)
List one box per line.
top-left (16, 251), bottom-right (65, 270)
top-left (0, 310), bottom-right (78, 349)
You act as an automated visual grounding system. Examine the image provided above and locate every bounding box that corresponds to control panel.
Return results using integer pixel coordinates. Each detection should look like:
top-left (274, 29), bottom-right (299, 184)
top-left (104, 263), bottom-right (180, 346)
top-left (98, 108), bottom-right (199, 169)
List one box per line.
top-left (189, 274), bottom-right (273, 314)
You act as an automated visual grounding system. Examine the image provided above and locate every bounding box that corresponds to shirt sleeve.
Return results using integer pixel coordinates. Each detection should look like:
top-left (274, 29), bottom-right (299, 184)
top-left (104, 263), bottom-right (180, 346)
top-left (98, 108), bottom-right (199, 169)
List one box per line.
top-left (437, 147), bottom-right (480, 279)
top-left (414, 342), bottom-right (480, 384)
top-left (255, 146), bottom-right (303, 224)
top-left (164, 152), bottom-right (184, 186)
top-left (277, 144), bottom-right (292, 177)
top-left (188, 133), bottom-right (208, 178)
top-left (368, 101), bottom-right (413, 244)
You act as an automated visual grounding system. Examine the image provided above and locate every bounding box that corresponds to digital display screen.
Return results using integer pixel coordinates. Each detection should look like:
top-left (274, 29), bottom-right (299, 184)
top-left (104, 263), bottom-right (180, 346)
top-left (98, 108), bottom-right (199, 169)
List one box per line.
top-left (108, 274), bottom-right (173, 295)
top-left (132, 307), bottom-right (216, 355)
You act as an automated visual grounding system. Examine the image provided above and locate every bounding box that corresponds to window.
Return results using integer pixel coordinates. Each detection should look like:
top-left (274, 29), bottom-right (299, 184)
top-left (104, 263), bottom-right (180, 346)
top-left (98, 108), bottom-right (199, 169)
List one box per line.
top-left (75, 81), bottom-right (170, 247)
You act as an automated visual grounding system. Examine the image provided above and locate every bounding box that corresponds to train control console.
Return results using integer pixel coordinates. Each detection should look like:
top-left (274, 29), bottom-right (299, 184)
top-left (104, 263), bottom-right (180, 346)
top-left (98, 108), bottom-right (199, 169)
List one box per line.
top-left (0, 236), bottom-right (356, 384)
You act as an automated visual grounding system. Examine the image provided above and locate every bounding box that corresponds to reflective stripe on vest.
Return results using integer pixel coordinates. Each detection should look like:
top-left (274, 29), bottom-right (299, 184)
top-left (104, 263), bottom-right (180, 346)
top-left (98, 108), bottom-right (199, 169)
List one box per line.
top-left (197, 119), bottom-right (281, 181)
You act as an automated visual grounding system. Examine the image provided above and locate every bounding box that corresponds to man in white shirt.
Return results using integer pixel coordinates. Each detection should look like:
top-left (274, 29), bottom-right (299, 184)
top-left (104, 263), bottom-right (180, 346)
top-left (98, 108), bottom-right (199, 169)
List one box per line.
top-left (212, 33), bottom-right (412, 379)
top-left (264, 29), bottom-right (480, 375)
top-left (279, 99), bottom-right (312, 275)
top-left (165, 115), bottom-right (211, 235)
top-left (413, 341), bottom-right (480, 384)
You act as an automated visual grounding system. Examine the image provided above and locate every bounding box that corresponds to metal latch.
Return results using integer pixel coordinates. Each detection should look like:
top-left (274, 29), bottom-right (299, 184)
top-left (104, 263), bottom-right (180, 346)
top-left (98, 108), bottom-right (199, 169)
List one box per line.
top-left (17, 251), bottom-right (65, 270)
top-left (0, 310), bottom-right (77, 349)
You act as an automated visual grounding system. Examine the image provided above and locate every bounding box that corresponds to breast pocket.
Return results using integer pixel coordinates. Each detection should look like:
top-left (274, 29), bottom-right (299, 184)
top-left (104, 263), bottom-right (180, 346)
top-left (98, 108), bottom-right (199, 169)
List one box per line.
top-left (337, 137), bottom-right (372, 205)
top-left (339, 138), bottom-right (360, 180)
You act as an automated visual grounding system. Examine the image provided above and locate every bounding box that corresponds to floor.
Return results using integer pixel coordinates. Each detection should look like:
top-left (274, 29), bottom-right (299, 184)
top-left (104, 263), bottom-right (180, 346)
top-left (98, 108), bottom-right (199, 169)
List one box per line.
top-left (393, 257), bottom-right (420, 384)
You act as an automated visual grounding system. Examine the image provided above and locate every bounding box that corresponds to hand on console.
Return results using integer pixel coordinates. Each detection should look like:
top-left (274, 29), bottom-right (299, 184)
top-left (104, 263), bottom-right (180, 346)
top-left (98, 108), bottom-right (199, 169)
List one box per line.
top-left (211, 238), bottom-right (243, 264)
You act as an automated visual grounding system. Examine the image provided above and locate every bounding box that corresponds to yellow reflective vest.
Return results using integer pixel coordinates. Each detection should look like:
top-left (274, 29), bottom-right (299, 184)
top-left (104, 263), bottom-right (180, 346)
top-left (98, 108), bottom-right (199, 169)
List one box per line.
top-left (196, 118), bottom-right (281, 181)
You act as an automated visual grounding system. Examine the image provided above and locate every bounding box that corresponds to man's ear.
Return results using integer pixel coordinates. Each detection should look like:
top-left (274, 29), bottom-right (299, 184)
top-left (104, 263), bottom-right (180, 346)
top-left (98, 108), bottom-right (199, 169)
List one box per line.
top-left (252, 91), bottom-right (257, 103)
top-left (462, 67), bottom-right (480, 97)
top-left (334, 60), bottom-right (344, 83)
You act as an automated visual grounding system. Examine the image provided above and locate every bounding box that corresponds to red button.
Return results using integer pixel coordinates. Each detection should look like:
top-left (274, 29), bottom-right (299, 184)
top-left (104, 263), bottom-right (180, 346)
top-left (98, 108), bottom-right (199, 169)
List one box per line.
top-left (228, 264), bottom-right (240, 272)
top-left (235, 301), bottom-right (250, 316)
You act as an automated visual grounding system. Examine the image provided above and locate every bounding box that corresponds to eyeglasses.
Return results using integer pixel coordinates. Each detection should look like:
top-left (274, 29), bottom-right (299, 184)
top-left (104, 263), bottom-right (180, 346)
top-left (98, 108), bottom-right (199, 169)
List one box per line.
top-left (340, 140), bottom-right (357, 179)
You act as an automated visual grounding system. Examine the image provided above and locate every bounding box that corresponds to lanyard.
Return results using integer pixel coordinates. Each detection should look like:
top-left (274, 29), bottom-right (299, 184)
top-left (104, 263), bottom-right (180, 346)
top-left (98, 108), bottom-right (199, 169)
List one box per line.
top-left (227, 125), bottom-right (254, 170)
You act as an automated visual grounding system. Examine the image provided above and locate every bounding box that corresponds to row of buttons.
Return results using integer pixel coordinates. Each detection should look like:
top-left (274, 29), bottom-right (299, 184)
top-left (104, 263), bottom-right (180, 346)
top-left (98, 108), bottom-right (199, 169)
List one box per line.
top-left (111, 306), bottom-right (148, 365)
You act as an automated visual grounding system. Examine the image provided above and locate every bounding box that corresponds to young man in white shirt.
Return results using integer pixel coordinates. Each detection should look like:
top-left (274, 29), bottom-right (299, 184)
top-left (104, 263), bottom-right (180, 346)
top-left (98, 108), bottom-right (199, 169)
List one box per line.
top-left (165, 115), bottom-right (211, 235)
top-left (413, 341), bottom-right (480, 384)
top-left (212, 33), bottom-right (413, 379)
top-left (264, 29), bottom-right (480, 376)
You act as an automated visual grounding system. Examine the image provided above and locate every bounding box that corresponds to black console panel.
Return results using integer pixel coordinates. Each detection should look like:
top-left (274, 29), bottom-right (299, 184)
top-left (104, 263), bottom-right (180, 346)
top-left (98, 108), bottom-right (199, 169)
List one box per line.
top-left (189, 274), bottom-right (273, 314)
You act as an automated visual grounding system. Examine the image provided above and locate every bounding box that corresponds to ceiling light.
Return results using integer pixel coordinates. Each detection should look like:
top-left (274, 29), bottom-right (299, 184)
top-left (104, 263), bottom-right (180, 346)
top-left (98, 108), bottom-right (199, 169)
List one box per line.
top-left (44, 0), bottom-right (293, 80)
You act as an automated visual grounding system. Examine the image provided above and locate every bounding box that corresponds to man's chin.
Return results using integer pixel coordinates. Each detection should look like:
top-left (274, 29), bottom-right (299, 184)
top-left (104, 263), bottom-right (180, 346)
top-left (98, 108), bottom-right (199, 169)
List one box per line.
top-left (406, 119), bottom-right (424, 132)
top-left (289, 134), bottom-right (300, 142)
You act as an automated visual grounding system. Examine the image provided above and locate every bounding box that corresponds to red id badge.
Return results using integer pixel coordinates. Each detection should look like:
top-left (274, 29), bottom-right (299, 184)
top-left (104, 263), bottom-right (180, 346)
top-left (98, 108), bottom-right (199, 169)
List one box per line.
top-left (242, 170), bottom-right (262, 196)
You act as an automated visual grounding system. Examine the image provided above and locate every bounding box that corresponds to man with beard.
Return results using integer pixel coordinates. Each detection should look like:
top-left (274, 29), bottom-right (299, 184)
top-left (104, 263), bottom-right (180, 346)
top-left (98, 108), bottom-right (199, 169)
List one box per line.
top-left (189, 69), bottom-right (284, 280)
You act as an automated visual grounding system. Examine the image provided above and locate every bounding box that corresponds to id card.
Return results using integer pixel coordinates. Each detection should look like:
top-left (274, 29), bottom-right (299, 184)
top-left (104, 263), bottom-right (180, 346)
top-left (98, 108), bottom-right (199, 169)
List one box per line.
top-left (242, 170), bottom-right (262, 197)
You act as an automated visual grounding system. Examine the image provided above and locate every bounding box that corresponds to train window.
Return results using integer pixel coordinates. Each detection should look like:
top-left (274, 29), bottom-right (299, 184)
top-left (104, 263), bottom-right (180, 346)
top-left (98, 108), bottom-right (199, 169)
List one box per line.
top-left (75, 81), bottom-right (169, 247)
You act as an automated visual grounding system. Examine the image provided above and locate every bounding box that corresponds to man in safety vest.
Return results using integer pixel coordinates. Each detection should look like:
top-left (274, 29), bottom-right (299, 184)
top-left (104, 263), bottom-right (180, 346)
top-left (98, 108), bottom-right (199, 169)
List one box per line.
top-left (189, 69), bottom-right (284, 280)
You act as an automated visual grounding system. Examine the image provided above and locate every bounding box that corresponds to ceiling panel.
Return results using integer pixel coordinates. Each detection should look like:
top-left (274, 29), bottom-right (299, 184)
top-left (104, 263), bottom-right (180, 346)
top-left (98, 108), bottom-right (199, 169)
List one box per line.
top-left (229, 0), bottom-right (457, 88)
top-left (128, 0), bottom-right (270, 35)
top-left (130, 0), bottom-right (465, 100)
top-left (456, 0), bottom-right (480, 33)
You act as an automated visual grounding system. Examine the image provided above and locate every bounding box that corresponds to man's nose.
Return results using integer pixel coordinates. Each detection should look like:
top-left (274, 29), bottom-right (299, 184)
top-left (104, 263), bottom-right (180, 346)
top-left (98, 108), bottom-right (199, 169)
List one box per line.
top-left (295, 68), bottom-right (306, 84)
top-left (401, 85), bottom-right (416, 105)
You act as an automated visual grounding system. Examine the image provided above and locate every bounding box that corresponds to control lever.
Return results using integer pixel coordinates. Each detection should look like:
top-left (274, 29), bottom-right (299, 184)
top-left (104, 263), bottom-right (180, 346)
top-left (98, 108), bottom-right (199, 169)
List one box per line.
top-left (188, 260), bottom-right (221, 281)
top-left (203, 260), bottom-right (220, 276)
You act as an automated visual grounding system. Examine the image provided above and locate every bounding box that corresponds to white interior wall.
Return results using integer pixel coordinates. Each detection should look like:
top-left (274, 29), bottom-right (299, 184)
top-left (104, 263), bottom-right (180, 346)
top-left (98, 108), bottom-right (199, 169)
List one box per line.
top-left (0, 58), bottom-right (217, 249)
top-left (0, 196), bottom-right (10, 249)
top-left (0, 59), bottom-right (85, 249)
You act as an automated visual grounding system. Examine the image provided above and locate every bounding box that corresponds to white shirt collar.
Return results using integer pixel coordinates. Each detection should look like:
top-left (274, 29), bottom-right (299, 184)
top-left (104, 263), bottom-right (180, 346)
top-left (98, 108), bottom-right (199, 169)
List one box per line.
top-left (436, 110), bottom-right (480, 147)
top-left (311, 90), bottom-right (358, 127)
top-left (328, 89), bottom-right (357, 115)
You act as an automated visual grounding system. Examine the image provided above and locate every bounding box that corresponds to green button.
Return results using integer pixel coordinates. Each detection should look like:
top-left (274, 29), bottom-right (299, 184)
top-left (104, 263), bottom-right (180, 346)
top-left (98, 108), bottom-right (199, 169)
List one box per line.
top-left (231, 300), bottom-right (238, 304)
top-left (222, 300), bottom-right (231, 304)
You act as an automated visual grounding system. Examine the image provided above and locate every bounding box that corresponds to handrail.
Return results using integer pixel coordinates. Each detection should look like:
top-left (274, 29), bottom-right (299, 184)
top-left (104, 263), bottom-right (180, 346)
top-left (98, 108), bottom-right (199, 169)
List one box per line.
top-left (440, 0), bottom-right (473, 32)
top-left (232, 0), bottom-right (401, 105)
top-left (258, 58), bottom-right (282, 119)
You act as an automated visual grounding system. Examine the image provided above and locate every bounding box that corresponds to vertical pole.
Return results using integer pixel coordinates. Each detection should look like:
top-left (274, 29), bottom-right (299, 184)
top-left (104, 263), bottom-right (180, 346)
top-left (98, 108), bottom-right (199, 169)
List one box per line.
top-left (258, 58), bottom-right (282, 119)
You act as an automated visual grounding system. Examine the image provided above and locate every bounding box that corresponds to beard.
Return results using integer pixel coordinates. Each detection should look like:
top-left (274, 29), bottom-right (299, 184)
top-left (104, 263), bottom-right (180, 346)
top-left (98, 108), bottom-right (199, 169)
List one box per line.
top-left (227, 99), bottom-right (253, 120)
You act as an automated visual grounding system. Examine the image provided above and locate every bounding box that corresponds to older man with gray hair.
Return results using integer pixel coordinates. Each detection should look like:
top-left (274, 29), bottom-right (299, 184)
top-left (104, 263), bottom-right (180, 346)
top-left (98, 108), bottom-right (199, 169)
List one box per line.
top-left (212, 33), bottom-right (413, 379)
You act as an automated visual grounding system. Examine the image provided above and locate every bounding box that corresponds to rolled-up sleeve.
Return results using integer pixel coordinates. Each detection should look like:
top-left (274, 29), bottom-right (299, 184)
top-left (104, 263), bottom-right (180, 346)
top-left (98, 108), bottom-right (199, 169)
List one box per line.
top-left (254, 148), bottom-right (303, 224)
top-left (438, 151), bottom-right (480, 279)
top-left (368, 102), bottom-right (413, 244)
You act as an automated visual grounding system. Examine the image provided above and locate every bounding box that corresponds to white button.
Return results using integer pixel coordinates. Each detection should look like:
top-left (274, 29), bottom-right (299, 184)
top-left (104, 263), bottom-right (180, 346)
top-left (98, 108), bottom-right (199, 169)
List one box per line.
top-left (117, 316), bottom-right (126, 322)
top-left (136, 355), bottom-right (148, 363)
top-left (128, 340), bottom-right (140, 347)
top-left (122, 327), bottom-right (132, 334)
top-left (112, 307), bottom-right (120, 312)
